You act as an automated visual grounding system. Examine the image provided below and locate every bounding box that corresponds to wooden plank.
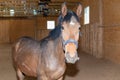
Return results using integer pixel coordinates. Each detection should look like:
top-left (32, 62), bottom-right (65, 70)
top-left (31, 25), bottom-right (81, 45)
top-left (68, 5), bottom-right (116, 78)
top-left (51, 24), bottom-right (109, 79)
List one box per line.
top-left (0, 19), bottom-right (10, 43)
top-left (104, 26), bottom-right (120, 63)
top-left (9, 18), bottom-right (36, 43)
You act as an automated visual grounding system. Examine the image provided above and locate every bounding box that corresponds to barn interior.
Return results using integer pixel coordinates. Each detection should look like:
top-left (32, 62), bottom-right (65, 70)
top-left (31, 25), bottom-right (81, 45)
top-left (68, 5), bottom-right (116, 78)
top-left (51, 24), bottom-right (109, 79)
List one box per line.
top-left (0, 0), bottom-right (120, 80)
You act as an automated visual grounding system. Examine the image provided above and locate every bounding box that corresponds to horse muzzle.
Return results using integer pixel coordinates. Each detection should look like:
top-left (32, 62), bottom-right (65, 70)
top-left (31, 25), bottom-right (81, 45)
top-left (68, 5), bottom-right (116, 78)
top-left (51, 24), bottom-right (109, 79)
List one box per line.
top-left (63, 39), bottom-right (79, 63)
top-left (65, 52), bottom-right (79, 64)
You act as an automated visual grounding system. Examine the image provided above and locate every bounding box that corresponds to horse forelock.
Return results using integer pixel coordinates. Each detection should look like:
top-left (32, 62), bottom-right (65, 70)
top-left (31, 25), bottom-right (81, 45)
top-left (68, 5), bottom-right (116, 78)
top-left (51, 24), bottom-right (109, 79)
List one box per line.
top-left (62, 11), bottom-right (80, 23)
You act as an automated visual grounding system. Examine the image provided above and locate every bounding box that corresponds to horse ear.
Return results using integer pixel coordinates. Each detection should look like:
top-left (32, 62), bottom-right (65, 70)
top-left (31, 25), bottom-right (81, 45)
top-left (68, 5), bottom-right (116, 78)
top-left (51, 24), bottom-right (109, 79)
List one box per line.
top-left (76, 3), bottom-right (82, 17)
top-left (61, 2), bottom-right (67, 17)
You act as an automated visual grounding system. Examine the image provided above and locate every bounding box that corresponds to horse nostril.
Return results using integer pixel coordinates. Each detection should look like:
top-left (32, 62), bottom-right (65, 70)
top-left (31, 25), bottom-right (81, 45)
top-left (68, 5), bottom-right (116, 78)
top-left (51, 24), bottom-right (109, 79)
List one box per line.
top-left (65, 52), bottom-right (70, 59)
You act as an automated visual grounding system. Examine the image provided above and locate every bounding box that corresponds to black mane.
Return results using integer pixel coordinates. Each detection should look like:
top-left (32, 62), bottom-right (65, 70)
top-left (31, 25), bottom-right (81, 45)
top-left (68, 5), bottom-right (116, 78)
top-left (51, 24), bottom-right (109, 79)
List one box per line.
top-left (40, 25), bottom-right (62, 47)
top-left (49, 25), bottom-right (62, 40)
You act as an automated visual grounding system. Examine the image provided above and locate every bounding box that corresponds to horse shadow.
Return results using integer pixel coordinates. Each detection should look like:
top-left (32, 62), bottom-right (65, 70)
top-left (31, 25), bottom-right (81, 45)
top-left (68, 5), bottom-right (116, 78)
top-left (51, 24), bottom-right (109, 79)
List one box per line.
top-left (64, 62), bottom-right (80, 78)
top-left (24, 77), bottom-right (36, 80)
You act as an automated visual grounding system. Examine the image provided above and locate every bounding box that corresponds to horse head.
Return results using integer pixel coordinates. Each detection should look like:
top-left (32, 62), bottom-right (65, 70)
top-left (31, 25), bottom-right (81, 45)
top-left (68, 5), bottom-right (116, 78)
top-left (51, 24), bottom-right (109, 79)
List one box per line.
top-left (59, 2), bottom-right (82, 64)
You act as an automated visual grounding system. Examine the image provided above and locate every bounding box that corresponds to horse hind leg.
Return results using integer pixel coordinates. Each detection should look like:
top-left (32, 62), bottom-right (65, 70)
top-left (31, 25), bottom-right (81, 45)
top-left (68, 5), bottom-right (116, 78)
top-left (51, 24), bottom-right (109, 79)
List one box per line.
top-left (16, 68), bottom-right (24, 80)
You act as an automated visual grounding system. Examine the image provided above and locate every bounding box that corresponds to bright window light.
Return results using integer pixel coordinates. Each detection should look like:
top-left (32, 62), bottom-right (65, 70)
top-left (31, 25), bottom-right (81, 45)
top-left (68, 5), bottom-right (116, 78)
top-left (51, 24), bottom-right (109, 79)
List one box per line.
top-left (84, 6), bottom-right (90, 24)
top-left (47, 21), bottom-right (55, 29)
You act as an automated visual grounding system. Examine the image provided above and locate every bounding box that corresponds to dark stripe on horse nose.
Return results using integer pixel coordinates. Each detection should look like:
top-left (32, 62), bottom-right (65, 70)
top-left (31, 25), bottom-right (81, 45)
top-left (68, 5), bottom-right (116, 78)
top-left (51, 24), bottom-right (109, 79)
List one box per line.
top-left (63, 39), bottom-right (78, 48)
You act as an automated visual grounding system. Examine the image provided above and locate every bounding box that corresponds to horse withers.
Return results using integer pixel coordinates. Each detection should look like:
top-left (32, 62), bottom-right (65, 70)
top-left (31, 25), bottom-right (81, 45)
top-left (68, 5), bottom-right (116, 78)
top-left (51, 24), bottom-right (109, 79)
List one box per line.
top-left (12, 2), bottom-right (82, 80)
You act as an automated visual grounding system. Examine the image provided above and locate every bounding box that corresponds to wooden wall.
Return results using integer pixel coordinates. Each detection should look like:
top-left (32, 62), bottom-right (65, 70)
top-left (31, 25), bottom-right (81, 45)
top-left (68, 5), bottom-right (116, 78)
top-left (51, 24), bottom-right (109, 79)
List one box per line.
top-left (80, 0), bottom-right (103, 58)
top-left (9, 18), bottom-right (36, 42)
top-left (102, 0), bottom-right (120, 63)
top-left (0, 19), bottom-right (10, 43)
top-left (81, 0), bottom-right (120, 63)
top-left (0, 18), bottom-right (36, 43)
top-left (0, 16), bottom-right (58, 43)
top-left (36, 17), bottom-right (57, 40)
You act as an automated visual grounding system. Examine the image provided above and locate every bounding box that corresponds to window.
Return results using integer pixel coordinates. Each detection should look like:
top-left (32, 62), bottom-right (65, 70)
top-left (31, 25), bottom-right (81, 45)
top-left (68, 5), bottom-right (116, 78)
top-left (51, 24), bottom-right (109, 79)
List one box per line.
top-left (47, 20), bottom-right (55, 29)
top-left (84, 6), bottom-right (90, 24)
top-left (10, 9), bottom-right (15, 16)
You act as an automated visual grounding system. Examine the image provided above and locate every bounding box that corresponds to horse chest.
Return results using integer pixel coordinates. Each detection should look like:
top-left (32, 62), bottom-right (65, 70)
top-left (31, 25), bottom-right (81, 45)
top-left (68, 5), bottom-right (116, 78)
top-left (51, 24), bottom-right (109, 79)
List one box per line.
top-left (46, 62), bottom-right (66, 79)
top-left (43, 55), bottom-right (66, 79)
top-left (46, 58), bottom-right (58, 70)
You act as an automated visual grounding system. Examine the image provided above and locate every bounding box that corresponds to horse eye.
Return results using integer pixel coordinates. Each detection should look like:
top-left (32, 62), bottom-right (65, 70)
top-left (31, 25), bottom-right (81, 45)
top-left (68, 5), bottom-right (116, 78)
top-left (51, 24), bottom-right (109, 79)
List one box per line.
top-left (61, 26), bottom-right (64, 30)
top-left (79, 26), bottom-right (81, 30)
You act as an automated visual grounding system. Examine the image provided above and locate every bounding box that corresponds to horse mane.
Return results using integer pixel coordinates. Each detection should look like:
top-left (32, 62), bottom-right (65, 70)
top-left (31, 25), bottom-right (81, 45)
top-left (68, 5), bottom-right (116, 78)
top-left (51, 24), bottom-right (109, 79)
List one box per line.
top-left (40, 25), bottom-right (62, 47)
top-left (48, 25), bottom-right (62, 40)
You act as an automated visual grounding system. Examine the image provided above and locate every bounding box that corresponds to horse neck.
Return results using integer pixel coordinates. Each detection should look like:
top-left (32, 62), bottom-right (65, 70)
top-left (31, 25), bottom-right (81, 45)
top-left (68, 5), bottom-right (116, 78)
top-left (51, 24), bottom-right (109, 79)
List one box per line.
top-left (54, 36), bottom-right (64, 54)
top-left (53, 36), bottom-right (65, 63)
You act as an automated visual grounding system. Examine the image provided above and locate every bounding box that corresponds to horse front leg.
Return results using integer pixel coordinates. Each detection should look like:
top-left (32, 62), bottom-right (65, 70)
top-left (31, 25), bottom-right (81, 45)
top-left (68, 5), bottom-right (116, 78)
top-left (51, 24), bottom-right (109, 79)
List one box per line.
top-left (37, 75), bottom-right (48, 80)
top-left (37, 71), bottom-right (48, 80)
top-left (16, 68), bottom-right (24, 80)
top-left (58, 76), bottom-right (63, 80)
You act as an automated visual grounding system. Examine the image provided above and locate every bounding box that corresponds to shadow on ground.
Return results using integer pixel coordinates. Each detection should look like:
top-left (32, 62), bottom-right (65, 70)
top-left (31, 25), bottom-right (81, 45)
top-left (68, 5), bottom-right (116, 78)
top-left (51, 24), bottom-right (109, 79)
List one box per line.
top-left (25, 77), bottom-right (36, 80)
top-left (64, 63), bottom-right (79, 78)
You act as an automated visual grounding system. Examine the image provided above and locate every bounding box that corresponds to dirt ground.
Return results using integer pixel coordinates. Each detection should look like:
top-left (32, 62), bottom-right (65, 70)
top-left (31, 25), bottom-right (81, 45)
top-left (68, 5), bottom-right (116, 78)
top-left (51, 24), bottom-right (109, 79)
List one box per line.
top-left (0, 44), bottom-right (120, 80)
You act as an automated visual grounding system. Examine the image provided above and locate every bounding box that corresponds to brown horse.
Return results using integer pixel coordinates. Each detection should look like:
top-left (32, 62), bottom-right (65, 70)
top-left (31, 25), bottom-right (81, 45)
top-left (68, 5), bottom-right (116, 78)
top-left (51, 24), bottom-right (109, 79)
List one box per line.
top-left (12, 2), bottom-right (82, 80)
